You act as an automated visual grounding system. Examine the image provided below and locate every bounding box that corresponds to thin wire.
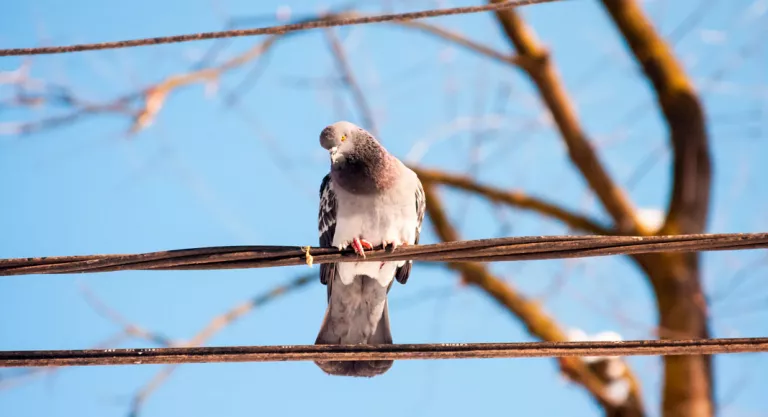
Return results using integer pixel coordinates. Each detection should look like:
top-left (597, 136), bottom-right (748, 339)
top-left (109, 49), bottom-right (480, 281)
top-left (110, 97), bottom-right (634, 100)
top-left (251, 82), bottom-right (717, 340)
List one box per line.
top-left (0, 232), bottom-right (767, 277)
top-left (0, 0), bottom-right (561, 57)
top-left (2, 337), bottom-right (766, 368)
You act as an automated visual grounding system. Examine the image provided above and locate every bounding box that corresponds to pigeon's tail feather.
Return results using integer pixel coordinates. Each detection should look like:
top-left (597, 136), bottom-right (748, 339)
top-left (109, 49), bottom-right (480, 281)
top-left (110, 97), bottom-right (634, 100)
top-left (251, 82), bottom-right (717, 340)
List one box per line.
top-left (314, 274), bottom-right (393, 377)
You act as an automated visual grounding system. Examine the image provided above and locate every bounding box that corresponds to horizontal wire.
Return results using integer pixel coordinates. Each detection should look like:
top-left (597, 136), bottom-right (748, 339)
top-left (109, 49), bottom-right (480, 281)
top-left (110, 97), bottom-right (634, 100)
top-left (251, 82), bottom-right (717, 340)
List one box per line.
top-left (2, 337), bottom-right (766, 368)
top-left (1, 232), bottom-right (767, 277)
top-left (0, 0), bottom-right (560, 57)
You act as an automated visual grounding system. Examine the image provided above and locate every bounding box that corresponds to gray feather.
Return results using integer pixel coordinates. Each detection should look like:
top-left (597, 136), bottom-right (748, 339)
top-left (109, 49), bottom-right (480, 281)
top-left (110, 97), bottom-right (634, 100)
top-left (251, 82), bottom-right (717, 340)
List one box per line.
top-left (395, 179), bottom-right (426, 284)
top-left (315, 274), bottom-right (393, 377)
top-left (318, 173), bottom-right (336, 286)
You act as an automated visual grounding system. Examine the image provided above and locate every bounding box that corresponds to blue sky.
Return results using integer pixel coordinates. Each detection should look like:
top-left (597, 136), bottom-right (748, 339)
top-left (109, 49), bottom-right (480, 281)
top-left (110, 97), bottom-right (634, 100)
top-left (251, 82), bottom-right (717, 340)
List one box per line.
top-left (1, 0), bottom-right (767, 416)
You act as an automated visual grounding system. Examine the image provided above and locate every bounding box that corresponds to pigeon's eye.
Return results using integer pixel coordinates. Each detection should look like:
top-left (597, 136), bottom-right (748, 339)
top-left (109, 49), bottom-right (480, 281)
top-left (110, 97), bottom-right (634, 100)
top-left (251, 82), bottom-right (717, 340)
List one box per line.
top-left (340, 134), bottom-right (347, 142)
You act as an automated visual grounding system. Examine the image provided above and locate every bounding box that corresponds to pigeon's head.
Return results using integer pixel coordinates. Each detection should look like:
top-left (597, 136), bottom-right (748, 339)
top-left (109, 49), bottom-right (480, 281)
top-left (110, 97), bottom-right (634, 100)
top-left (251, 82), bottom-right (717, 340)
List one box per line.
top-left (319, 121), bottom-right (377, 165)
top-left (320, 121), bottom-right (395, 193)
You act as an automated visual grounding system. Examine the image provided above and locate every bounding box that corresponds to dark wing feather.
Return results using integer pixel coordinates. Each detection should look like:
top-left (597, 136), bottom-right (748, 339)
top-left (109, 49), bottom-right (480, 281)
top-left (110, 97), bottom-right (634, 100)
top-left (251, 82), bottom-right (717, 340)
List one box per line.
top-left (395, 178), bottom-right (426, 285)
top-left (318, 173), bottom-right (337, 288)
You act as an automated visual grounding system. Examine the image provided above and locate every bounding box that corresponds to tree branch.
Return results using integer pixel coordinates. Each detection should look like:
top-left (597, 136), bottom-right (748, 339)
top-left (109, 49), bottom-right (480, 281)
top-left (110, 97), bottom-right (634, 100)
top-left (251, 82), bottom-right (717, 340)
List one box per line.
top-left (129, 36), bottom-right (280, 133)
top-left (599, 0), bottom-right (712, 236)
top-left (422, 183), bottom-right (646, 416)
top-left (394, 19), bottom-right (523, 68)
top-left (412, 166), bottom-right (613, 235)
top-left (489, 0), bottom-right (644, 235)
top-left (78, 283), bottom-right (176, 347)
top-left (13, 36), bottom-right (280, 136)
top-left (599, 1), bottom-right (714, 416)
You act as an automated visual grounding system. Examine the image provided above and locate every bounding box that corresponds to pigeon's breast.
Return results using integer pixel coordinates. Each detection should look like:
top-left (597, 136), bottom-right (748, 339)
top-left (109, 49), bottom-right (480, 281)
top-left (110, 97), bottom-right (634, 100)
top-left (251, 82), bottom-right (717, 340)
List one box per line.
top-left (332, 176), bottom-right (418, 286)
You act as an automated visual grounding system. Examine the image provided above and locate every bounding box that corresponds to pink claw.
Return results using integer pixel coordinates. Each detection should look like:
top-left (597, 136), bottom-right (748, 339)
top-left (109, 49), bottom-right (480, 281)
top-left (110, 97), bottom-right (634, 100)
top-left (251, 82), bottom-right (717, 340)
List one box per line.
top-left (352, 237), bottom-right (373, 258)
top-left (382, 239), bottom-right (404, 251)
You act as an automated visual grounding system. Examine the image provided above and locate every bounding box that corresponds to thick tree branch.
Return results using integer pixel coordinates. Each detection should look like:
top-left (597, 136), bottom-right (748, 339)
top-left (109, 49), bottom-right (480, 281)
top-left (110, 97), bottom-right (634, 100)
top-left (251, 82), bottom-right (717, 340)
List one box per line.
top-left (413, 166), bottom-right (613, 235)
top-left (599, 2), bottom-right (714, 416)
top-left (489, 0), bottom-right (644, 235)
top-left (423, 183), bottom-right (645, 417)
top-left (599, 0), bottom-right (712, 236)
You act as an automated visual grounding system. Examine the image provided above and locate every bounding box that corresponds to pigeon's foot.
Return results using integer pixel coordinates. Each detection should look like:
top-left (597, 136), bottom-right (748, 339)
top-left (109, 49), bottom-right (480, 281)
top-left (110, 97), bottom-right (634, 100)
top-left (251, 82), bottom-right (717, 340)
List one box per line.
top-left (380, 240), bottom-right (409, 269)
top-left (351, 237), bottom-right (374, 258)
top-left (382, 240), bottom-right (409, 252)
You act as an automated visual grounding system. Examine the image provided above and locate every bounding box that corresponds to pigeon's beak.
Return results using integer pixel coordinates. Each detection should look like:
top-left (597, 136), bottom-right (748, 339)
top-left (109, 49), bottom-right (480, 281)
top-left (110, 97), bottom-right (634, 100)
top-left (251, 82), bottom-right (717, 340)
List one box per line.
top-left (329, 146), bottom-right (339, 163)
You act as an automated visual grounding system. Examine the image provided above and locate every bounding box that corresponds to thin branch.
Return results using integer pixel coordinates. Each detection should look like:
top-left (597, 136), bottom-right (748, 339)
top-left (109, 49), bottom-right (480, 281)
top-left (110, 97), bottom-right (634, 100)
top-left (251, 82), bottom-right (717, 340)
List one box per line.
top-left (128, 36), bottom-right (280, 133)
top-left (422, 183), bottom-right (646, 415)
top-left (413, 166), bottom-right (613, 234)
top-left (1, 276), bottom-right (311, 397)
top-left (188, 274), bottom-right (313, 346)
top-left (128, 274), bottom-right (313, 416)
top-left (324, 29), bottom-right (379, 137)
top-left (190, 0), bottom-right (360, 71)
top-left (78, 283), bottom-right (176, 346)
top-left (710, 253), bottom-right (768, 305)
top-left (0, 0), bottom-right (562, 57)
top-left (10, 97), bottom-right (138, 135)
top-left (129, 366), bottom-right (176, 417)
top-left (5, 16), bottom-right (528, 137)
top-left (394, 19), bottom-right (523, 67)
top-left (12, 37), bottom-right (280, 136)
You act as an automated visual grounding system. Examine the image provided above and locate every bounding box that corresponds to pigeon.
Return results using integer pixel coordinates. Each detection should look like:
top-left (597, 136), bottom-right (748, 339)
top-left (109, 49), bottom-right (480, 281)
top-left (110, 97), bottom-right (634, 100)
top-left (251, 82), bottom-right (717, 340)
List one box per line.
top-left (314, 121), bottom-right (426, 377)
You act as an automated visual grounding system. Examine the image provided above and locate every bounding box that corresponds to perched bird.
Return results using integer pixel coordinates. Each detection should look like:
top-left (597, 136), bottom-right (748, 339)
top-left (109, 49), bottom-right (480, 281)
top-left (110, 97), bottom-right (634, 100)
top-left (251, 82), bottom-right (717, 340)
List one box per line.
top-left (314, 121), bottom-right (426, 377)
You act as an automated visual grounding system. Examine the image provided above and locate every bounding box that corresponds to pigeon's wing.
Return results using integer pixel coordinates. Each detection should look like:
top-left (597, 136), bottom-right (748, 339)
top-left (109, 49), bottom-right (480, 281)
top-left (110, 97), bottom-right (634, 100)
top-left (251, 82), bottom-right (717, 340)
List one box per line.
top-left (395, 178), bottom-right (426, 285)
top-left (318, 173), bottom-right (337, 288)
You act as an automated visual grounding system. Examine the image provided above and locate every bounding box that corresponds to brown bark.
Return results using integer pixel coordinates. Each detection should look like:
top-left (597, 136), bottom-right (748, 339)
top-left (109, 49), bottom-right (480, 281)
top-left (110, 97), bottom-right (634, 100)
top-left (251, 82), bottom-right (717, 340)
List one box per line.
top-left (487, 1), bottom-right (713, 416)
top-left (599, 1), bottom-right (714, 416)
top-left (413, 166), bottom-right (613, 235)
top-left (423, 184), bottom-right (646, 417)
top-left (490, 0), bottom-right (645, 235)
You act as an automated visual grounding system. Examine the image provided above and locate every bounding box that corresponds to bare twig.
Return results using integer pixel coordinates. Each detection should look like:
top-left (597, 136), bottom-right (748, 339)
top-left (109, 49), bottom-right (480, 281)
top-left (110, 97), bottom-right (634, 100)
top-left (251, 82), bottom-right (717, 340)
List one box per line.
top-left (324, 29), bottom-right (379, 137)
top-left (394, 19), bottom-right (523, 67)
top-left (128, 36), bottom-right (280, 133)
top-left (78, 283), bottom-right (176, 346)
top-left (128, 274), bottom-right (313, 416)
top-left (12, 37), bottom-right (280, 136)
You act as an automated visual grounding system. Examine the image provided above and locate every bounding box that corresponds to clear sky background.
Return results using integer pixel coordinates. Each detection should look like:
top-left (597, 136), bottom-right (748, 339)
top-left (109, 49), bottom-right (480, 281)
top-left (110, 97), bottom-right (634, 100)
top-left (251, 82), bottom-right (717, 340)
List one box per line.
top-left (1, 0), bottom-right (767, 416)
